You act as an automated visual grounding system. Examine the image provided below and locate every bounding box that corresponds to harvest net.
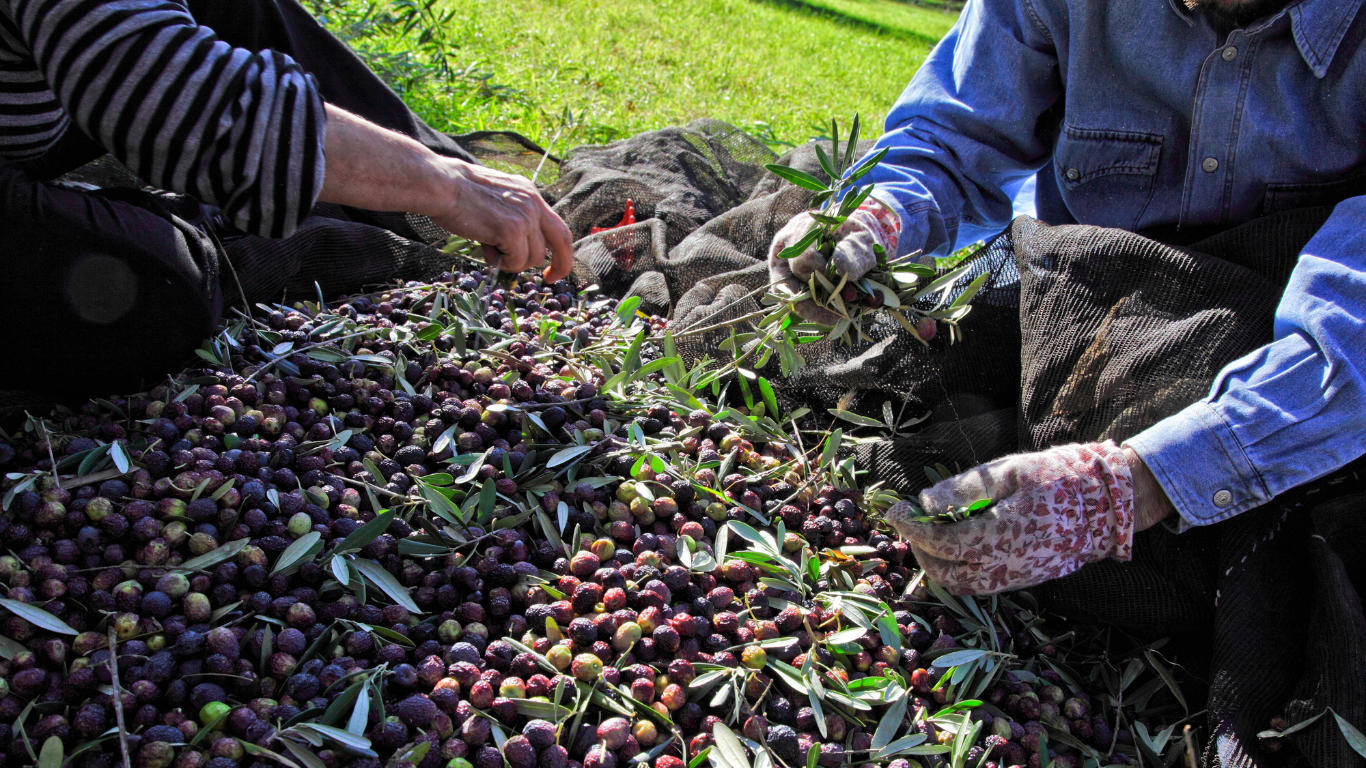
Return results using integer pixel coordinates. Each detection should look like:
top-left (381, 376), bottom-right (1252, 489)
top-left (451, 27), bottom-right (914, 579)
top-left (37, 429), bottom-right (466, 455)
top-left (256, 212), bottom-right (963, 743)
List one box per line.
top-left (9, 119), bottom-right (1364, 768)
top-left (543, 121), bottom-right (1366, 768)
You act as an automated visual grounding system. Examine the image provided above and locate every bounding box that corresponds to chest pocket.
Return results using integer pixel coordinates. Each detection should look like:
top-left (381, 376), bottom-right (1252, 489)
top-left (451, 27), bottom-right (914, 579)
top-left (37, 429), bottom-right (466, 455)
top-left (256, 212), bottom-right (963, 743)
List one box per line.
top-left (1054, 125), bottom-right (1163, 231)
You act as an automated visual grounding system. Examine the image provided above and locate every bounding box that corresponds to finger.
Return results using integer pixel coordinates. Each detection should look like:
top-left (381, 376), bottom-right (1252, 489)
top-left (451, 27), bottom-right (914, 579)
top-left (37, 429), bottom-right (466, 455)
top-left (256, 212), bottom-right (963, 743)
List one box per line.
top-left (495, 224), bottom-right (530, 274)
top-left (789, 247), bottom-right (826, 279)
top-left (831, 233), bottom-right (877, 280)
top-left (541, 207), bottom-right (575, 282)
top-left (525, 225), bottom-right (548, 280)
top-left (482, 244), bottom-right (504, 272)
top-left (794, 298), bottom-right (842, 325)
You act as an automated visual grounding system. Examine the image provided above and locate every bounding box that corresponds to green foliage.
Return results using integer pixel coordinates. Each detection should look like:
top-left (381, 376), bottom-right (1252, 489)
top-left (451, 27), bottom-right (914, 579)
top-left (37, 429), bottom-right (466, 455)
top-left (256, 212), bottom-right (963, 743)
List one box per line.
top-left (307, 0), bottom-right (958, 155)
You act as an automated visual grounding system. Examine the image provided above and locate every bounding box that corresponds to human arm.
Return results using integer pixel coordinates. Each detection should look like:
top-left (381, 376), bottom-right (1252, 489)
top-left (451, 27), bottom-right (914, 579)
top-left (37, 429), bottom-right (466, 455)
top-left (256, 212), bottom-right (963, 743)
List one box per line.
top-left (856, 0), bottom-right (1063, 259)
top-left (10, 0), bottom-right (323, 237)
top-left (318, 105), bottom-right (573, 280)
top-left (1124, 197), bottom-right (1366, 526)
top-left (10, 0), bottom-right (573, 277)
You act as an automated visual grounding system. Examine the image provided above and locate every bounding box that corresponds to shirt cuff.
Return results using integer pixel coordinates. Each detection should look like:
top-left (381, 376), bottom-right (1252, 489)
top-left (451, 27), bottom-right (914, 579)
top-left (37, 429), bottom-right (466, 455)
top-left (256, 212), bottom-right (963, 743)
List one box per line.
top-left (1123, 401), bottom-right (1272, 527)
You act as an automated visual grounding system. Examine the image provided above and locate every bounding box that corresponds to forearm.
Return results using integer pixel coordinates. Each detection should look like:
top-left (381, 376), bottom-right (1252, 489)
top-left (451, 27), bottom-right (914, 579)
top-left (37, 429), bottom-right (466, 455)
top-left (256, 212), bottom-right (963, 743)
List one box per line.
top-left (316, 104), bottom-right (575, 280)
top-left (317, 104), bottom-right (453, 219)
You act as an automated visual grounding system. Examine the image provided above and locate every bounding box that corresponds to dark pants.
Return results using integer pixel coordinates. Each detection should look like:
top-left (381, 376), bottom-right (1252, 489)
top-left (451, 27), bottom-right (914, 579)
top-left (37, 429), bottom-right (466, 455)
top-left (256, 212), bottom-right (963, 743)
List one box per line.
top-left (0, 0), bottom-right (472, 401)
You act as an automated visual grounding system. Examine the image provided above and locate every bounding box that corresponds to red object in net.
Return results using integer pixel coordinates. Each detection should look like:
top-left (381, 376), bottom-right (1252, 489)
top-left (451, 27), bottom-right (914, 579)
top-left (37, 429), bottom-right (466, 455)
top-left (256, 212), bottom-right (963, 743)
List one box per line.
top-left (591, 199), bottom-right (636, 234)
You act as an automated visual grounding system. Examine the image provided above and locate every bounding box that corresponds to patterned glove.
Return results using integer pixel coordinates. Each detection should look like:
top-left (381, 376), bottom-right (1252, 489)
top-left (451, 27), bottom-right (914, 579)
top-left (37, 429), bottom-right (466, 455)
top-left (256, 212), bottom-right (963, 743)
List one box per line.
top-left (885, 441), bottom-right (1136, 595)
top-left (768, 199), bottom-right (900, 324)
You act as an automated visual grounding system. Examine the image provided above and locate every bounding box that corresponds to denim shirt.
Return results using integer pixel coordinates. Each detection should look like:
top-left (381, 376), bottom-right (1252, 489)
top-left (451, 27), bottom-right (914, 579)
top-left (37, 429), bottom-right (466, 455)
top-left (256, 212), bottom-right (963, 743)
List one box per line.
top-left (861, 0), bottom-right (1366, 526)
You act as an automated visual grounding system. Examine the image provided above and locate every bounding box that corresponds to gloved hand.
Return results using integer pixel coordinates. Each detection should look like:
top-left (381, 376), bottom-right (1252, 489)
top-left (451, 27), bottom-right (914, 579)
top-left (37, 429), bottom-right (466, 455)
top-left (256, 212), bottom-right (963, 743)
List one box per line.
top-left (768, 198), bottom-right (901, 324)
top-left (885, 441), bottom-right (1136, 595)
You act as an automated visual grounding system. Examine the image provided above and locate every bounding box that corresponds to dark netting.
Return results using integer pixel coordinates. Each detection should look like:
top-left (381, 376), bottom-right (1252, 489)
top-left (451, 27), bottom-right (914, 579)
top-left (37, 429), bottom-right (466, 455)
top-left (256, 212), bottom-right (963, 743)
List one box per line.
top-left (550, 122), bottom-right (1363, 768)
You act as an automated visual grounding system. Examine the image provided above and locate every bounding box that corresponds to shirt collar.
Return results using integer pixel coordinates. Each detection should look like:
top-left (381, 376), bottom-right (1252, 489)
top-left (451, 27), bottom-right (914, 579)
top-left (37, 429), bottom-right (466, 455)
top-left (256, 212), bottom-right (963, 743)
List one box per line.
top-left (1166, 0), bottom-right (1363, 77)
top-left (1287, 0), bottom-right (1363, 77)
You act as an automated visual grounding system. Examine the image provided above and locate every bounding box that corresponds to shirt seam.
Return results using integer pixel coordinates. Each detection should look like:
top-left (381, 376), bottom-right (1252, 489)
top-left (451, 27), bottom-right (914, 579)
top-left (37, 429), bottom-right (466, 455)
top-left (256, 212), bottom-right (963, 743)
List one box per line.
top-left (1020, 0), bottom-right (1054, 44)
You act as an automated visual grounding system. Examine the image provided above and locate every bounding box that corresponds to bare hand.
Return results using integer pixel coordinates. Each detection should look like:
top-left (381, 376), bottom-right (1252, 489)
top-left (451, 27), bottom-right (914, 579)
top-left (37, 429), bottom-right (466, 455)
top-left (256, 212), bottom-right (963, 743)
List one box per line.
top-left (436, 160), bottom-right (575, 281)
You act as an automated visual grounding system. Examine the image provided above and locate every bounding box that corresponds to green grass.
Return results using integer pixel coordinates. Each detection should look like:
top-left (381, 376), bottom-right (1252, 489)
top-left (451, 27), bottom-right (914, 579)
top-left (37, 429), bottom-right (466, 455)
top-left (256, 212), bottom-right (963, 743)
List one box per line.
top-left (310, 0), bottom-right (960, 153)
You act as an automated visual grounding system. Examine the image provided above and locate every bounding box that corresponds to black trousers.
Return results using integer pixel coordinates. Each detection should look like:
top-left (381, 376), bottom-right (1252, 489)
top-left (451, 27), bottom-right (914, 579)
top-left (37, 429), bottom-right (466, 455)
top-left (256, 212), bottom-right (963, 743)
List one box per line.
top-left (0, 0), bottom-right (473, 402)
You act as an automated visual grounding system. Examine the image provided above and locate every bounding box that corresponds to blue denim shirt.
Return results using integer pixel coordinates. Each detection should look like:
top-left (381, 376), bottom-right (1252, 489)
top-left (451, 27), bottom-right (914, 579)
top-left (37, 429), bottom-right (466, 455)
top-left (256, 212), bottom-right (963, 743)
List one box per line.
top-left (861, 0), bottom-right (1366, 526)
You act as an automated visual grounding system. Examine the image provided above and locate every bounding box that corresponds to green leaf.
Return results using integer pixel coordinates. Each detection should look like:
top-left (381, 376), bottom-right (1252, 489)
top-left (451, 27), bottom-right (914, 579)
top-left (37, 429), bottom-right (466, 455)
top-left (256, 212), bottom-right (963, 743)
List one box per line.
top-left (281, 738), bottom-right (328, 768)
top-left (711, 722), bottom-right (750, 768)
top-left (1333, 711), bottom-right (1366, 759)
top-left (416, 324), bottom-right (442, 341)
top-left (777, 226), bottom-right (821, 260)
top-left (871, 689), bottom-right (908, 750)
top-left (109, 441), bottom-right (131, 474)
top-left (347, 684), bottom-right (371, 736)
top-left (830, 119), bottom-right (840, 172)
top-left (820, 428), bottom-right (843, 469)
top-left (37, 736), bottom-right (62, 768)
top-left (1143, 649), bottom-right (1188, 714)
top-left (0, 598), bottom-right (77, 635)
top-left (511, 698), bottom-right (573, 721)
top-left (176, 537), bottom-right (250, 573)
top-left (845, 114), bottom-right (862, 174)
top-left (950, 270), bottom-right (992, 310)
top-left (294, 723), bottom-right (376, 757)
top-left (765, 163), bottom-right (828, 192)
top-left (935, 649), bottom-right (990, 667)
top-left (78, 443), bottom-right (111, 476)
top-left (546, 445), bottom-right (592, 471)
top-left (0, 633), bottom-right (27, 659)
top-left (632, 357), bottom-right (681, 381)
top-left (827, 408), bottom-right (885, 428)
top-left (825, 627), bottom-right (867, 645)
top-left (616, 295), bottom-right (643, 325)
top-left (849, 147), bottom-right (891, 181)
top-left (813, 143), bottom-right (838, 181)
top-left (271, 532), bottom-right (322, 576)
top-left (727, 521), bottom-right (777, 555)
top-left (335, 509), bottom-right (393, 555)
top-left (873, 733), bottom-right (931, 759)
top-left (321, 679), bottom-right (364, 727)
top-left (397, 539), bottom-right (450, 557)
top-left (330, 555), bottom-right (350, 586)
top-left (351, 558), bottom-right (421, 613)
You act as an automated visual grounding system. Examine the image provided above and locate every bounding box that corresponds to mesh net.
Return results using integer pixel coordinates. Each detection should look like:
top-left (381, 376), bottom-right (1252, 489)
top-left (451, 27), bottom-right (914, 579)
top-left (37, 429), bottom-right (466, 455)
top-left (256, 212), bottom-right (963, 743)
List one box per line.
top-left (19, 120), bottom-right (1366, 768)
top-left (549, 122), bottom-right (1365, 768)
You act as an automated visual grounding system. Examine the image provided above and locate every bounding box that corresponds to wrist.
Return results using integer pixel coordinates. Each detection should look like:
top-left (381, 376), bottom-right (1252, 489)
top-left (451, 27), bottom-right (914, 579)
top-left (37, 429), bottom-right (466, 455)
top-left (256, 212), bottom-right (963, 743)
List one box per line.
top-left (1121, 445), bottom-right (1175, 531)
top-left (420, 155), bottom-right (468, 222)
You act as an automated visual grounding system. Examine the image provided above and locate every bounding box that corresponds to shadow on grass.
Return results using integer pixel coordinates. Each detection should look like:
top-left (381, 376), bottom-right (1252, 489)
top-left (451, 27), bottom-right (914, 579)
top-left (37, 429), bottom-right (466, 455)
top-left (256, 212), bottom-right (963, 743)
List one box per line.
top-left (748, 0), bottom-right (948, 46)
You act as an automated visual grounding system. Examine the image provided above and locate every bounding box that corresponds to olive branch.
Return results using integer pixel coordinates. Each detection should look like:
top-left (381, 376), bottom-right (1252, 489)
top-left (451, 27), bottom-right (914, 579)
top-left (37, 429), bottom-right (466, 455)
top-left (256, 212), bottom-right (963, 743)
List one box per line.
top-left (762, 115), bottom-right (993, 350)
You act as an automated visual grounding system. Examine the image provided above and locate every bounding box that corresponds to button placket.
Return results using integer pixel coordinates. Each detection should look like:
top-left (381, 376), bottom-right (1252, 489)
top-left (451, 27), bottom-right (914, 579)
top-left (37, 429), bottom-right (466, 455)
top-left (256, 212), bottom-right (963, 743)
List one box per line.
top-left (1183, 30), bottom-right (1246, 226)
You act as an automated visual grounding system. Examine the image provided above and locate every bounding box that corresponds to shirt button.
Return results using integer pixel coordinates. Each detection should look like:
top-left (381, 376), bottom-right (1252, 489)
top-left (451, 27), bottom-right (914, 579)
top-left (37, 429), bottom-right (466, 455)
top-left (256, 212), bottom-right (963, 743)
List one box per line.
top-left (1066, 168), bottom-right (1081, 181)
top-left (1222, 46), bottom-right (1238, 61)
top-left (1213, 489), bottom-right (1233, 508)
top-left (1202, 157), bottom-right (1219, 173)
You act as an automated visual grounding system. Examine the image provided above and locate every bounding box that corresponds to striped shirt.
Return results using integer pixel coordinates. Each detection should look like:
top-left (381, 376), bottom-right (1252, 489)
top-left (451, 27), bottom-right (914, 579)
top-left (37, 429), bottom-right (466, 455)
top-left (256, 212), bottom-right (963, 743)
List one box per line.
top-left (0, 0), bottom-right (326, 238)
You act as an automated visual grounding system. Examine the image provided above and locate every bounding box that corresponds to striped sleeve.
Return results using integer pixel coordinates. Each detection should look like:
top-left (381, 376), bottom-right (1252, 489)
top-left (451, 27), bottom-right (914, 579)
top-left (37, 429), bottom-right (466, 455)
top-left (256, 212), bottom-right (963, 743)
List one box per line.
top-left (8, 0), bottom-right (326, 238)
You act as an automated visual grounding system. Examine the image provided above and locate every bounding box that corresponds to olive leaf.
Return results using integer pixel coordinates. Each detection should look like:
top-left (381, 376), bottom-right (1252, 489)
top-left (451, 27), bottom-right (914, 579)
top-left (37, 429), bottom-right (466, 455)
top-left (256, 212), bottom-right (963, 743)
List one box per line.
top-left (351, 558), bottom-right (420, 613)
top-left (0, 598), bottom-right (77, 635)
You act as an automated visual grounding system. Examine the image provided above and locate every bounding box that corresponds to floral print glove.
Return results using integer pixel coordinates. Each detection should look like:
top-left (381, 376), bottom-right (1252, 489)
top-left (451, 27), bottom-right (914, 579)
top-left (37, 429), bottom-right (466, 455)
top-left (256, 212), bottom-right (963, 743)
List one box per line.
top-left (885, 441), bottom-right (1136, 595)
